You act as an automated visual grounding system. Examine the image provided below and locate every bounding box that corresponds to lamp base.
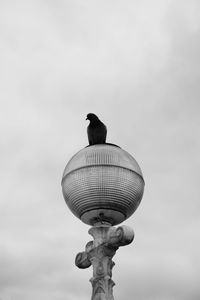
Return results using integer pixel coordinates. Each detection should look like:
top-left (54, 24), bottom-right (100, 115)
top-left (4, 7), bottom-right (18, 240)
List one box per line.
top-left (81, 209), bottom-right (126, 226)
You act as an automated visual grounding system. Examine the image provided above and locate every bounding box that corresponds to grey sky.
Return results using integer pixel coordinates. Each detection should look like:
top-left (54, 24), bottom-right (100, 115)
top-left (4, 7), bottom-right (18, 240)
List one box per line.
top-left (1, 0), bottom-right (200, 299)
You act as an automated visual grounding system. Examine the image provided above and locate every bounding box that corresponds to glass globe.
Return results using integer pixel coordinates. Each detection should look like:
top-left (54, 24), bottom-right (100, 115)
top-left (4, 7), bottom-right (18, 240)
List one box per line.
top-left (62, 144), bottom-right (144, 226)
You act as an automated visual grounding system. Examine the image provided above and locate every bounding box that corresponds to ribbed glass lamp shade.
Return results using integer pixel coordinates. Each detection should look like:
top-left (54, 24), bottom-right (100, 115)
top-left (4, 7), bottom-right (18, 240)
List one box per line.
top-left (61, 144), bottom-right (144, 225)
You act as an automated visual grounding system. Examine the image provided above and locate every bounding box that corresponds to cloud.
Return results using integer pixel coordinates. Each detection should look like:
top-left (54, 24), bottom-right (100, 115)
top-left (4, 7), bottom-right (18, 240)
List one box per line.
top-left (0, 0), bottom-right (200, 299)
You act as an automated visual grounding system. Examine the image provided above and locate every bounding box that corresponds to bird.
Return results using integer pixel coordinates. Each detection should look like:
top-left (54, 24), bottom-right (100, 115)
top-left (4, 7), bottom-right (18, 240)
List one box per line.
top-left (86, 113), bottom-right (107, 145)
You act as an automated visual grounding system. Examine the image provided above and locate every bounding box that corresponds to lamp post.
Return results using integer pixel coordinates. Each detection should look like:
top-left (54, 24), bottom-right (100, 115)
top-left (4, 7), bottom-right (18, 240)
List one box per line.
top-left (61, 144), bottom-right (144, 300)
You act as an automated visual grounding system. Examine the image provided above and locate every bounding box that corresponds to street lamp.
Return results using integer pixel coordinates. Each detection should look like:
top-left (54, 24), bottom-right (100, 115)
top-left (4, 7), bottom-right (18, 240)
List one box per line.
top-left (62, 144), bottom-right (144, 300)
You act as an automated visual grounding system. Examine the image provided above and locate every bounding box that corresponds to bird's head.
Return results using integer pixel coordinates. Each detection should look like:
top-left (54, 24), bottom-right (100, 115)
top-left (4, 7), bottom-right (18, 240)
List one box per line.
top-left (86, 113), bottom-right (99, 122)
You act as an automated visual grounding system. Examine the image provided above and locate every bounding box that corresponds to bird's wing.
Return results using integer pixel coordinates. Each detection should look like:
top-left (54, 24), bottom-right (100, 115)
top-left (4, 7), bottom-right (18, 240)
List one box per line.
top-left (98, 123), bottom-right (107, 140)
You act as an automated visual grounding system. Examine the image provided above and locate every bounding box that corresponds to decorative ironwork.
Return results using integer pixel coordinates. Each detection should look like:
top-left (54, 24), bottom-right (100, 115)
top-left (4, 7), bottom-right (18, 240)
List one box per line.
top-left (75, 224), bottom-right (134, 300)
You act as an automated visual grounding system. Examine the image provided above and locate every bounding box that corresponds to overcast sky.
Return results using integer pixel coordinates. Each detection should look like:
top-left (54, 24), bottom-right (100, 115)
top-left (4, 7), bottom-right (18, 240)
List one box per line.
top-left (1, 0), bottom-right (200, 299)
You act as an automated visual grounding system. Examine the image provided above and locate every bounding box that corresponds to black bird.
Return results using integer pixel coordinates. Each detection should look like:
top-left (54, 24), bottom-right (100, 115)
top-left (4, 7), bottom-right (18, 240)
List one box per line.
top-left (86, 113), bottom-right (107, 145)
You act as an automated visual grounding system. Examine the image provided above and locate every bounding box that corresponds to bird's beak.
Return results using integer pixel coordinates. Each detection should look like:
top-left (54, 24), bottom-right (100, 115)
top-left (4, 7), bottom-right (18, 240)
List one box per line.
top-left (86, 117), bottom-right (88, 120)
